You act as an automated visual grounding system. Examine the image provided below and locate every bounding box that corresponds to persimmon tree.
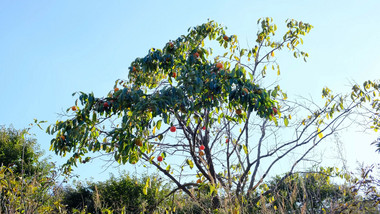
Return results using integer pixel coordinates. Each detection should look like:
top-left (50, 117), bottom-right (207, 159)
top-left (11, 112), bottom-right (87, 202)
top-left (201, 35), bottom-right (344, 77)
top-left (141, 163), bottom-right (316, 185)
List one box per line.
top-left (47, 18), bottom-right (380, 212)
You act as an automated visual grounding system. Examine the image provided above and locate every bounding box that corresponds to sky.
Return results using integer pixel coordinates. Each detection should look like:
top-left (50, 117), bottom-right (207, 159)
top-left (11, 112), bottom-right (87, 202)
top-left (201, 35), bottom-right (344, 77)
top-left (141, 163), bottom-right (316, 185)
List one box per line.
top-left (1, 0), bottom-right (379, 183)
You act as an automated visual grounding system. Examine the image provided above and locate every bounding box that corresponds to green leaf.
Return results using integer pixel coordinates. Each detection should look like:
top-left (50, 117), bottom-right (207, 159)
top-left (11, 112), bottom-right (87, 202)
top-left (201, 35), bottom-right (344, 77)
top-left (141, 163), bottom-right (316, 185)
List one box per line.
top-left (249, 72), bottom-right (253, 80)
top-left (284, 117), bottom-right (289, 127)
top-left (209, 184), bottom-right (215, 196)
top-left (157, 120), bottom-right (162, 129)
top-left (92, 112), bottom-right (97, 122)
top-left (186, 159), bottom-right (194, 169)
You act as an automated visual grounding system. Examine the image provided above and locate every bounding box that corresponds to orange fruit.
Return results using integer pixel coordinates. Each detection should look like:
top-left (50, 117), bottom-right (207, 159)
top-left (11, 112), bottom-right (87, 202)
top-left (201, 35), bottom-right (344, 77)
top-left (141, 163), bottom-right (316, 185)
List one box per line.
top-left (194, 52), bottom-right (200, 58)
top-left (216, 62), bottom-right (223, 69)
top-left (199, 151), bottom-right (205, 156)
top-left (132, 66), bottom-right (136, 72)
top-left (236, 109), bottom-right (242, 115)
top-left (197, 179), bottom-right (202, 184)
top-left (157, 156), bottom-right (163, 162)
top-left (172, 72), bottom-right (177, 78)
top-left (71, 106), bottom-right (77, 111)
top-left (223, 35), bottom-right (229, 41)
top-left (114, 87), bottom-right (119, 92)
top-left (272, 107), bottom-right (278, 115)
top-left (60, 135), bottom-right (66, 141)
top-left (170, 126), bottom-right (176, 132)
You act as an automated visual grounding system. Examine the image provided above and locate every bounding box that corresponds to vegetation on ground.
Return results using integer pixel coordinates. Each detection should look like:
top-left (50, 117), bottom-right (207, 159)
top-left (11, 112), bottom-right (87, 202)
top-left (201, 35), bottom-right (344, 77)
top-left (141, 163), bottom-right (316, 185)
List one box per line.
top-left (1, 18), bottom-right (379, 213)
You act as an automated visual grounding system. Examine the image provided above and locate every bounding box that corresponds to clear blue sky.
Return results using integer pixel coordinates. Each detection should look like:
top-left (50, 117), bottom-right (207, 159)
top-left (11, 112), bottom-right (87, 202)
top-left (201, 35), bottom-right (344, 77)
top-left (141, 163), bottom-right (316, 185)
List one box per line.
top-left (1, 0), bottom-right (379, 182)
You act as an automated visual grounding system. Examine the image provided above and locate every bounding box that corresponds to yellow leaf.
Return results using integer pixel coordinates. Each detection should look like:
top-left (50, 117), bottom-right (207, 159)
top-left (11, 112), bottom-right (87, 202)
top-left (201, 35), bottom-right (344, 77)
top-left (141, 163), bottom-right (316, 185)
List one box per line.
top-left (317, 128), bottom-right (323, 138)
top-left (153, 126), bottom-right (156, 135)
top-left (243, 145), bottom-right (248, 154)
top-left (186, 159), bottom-right (194, 169)
top-left (143, 177), bottom-right (150, 195)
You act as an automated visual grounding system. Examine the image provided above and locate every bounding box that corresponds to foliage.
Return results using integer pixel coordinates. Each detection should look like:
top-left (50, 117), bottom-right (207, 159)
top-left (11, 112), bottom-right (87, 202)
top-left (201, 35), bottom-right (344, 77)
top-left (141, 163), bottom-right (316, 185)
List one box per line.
top-left (47, 18), bottom-right (380, 213)
top-left (61, 173), bottom-right (171, 214)
top-left (0, 126), bottom-right (44, 176)
top-left (0, 125), bottom-right (63, 214)
top-left (249, 166), bottom-right (380, 213)
top-left (172, 166), bottom-right (380, 213)
top-left (263, 167), bottom-right (348, 213)
top-left (61, 184), bottom-right (95, 213)
top-left (0, 165), bottom-right (63, 213)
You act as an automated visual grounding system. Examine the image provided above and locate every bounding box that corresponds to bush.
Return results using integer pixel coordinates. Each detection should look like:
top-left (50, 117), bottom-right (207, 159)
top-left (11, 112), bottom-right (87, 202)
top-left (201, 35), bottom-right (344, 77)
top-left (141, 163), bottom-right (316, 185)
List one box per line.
top-left (62, 173), bottom-right (171, 213)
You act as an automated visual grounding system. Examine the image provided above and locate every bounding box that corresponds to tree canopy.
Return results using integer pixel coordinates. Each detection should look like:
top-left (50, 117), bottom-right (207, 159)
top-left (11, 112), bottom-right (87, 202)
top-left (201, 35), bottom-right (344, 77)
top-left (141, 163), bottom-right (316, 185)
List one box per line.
top-left (0, 126), bottom-right (45, 176)
top-left (47, 18), bottom-right (380, 212)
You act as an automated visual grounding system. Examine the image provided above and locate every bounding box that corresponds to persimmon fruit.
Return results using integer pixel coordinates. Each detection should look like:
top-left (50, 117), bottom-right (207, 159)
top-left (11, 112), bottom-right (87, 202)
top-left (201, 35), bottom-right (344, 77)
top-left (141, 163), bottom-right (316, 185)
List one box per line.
top-left (157, 156), bottom-right (163, 162)
top-left (216, 62), bottom-right (223, 69)
top-left (236, 109), bottom-right (242, 115)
